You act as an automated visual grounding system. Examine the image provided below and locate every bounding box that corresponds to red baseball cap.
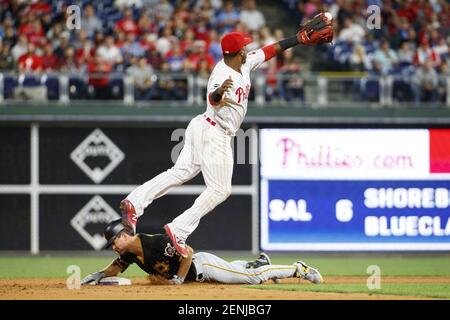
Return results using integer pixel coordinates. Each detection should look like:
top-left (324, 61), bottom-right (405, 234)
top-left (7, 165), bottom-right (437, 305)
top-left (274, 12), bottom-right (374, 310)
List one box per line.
top-left (221, 32), bottom-right (252, 54)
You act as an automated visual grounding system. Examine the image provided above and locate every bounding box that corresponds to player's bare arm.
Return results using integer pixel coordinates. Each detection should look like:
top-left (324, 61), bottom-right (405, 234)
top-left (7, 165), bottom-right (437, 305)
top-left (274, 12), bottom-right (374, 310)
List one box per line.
top-left (80, 258), bottom-right (126, 285)
top-left (169, 245), bottom-right (194, 285)
top-left (101, 258), bottom-right (128, 277)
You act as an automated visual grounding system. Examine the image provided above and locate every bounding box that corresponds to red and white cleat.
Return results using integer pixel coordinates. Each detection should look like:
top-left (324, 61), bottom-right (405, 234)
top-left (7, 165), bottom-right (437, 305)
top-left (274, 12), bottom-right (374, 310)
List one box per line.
top-left (164, 224), bottom-right (188, 258)
top-left (119, 199), bottom-right (137, 234)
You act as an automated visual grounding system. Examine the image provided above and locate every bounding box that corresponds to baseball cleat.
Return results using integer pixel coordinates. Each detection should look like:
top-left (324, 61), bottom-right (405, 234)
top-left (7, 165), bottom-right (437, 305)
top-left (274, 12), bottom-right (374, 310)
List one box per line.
top-left (246, 253), bottom-right (280, 284)
top-left (119, 199), bottom-right (137, 234)
top-left (294, 260), bottom-right (323, 284)
top-left (246, 253), bottom-right (272, 269)
top-left (164, 224), bottom-right (188, 258)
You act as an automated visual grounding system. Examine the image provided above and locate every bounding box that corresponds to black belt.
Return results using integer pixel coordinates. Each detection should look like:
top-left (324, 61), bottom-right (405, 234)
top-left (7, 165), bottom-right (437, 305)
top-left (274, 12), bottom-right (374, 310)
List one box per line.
top-left (191, 259), bottom-right (204, 282)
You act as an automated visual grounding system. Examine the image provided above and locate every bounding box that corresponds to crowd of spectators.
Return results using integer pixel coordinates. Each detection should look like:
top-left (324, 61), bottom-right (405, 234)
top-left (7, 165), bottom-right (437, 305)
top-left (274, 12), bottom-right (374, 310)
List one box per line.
top-left (1, 0), bottom-right (449, 104)
top-left (0, 0), bottom-right (304, 102)
top-left (283, 0), bottom-right (450, 104)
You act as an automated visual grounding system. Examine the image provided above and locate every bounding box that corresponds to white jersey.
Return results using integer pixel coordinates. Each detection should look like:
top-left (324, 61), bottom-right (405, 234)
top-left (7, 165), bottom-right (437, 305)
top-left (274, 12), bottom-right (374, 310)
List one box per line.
top-left (126, 48), bottom-right (268, 243)
top-left (204, 48), bottom-right (267, 135)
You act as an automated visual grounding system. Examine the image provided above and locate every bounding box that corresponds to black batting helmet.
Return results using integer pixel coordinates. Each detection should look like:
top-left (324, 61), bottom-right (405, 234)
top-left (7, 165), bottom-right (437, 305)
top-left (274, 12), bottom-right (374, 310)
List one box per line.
top-left (103, 219), bottom-right (126, 249)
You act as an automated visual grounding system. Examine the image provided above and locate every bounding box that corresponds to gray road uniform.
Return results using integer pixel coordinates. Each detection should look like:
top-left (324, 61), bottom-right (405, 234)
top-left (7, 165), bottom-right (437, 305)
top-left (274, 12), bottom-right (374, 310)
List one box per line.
top-left (115, 233), bottom-right (310, 285)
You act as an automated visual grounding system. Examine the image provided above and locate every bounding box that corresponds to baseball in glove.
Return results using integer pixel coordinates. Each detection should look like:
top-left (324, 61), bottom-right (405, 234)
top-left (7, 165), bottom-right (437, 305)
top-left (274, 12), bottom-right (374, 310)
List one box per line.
top-left (297, 12), bottom-right (333, 45)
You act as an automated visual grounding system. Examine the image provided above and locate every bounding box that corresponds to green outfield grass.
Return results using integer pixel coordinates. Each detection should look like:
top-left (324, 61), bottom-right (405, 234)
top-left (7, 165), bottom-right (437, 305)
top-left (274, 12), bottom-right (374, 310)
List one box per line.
top-left (1, 255), bottom-right (449, 299)
top-left (247, 284), bottom-right (450, 299)
top-left (1, 255), bottom-right (450, 278)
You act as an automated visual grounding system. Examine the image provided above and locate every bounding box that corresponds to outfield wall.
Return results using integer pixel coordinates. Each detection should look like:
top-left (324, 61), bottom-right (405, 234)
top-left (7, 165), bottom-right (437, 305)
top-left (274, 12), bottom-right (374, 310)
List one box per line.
top-left (1, 104), bottom-right (450, 253)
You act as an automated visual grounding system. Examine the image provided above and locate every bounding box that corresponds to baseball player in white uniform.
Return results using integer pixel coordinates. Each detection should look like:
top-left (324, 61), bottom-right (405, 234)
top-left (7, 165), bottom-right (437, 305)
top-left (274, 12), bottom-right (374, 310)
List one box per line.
top-left (120, 16), bottom-right (333, 258)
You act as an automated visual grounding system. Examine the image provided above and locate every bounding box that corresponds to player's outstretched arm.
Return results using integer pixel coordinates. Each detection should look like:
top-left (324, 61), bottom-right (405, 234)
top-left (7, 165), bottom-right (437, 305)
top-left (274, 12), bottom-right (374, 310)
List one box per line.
top-left (101, 258), bottom-right (127, 277)
top-left (80, 258), bottom-right (126, 285)
top-left (262, 12), bottom-right (333, 60)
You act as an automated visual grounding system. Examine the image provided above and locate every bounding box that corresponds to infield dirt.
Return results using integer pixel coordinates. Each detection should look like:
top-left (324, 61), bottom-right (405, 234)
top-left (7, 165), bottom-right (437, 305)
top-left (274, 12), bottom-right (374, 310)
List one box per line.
top-left (1, 276), bottom-right (449, 300)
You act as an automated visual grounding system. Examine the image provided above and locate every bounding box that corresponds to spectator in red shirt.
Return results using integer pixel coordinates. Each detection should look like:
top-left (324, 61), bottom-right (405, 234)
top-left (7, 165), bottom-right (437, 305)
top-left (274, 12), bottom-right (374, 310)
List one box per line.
top-left (76, 39), bottom-right (96, 67)
top-left (41, 42), bottom-right (60, 71)
top-left (140, 33), bottom-right (157, 52)
top-left (18, 42), bottom-right (43, 74)
top-left (88, 53), bottom-right (113, 99)
top-left (27, 19), bottom-right (46, 47)
top-left (116, 8), bottom-right (139, 36)
top-left (186, 40), bottom-right (214, 72)
top-left (17, 15), bottom-right (34, 38)
top-left (193, 18), bottom-right (210, 43)
top-left (396, 0), bottom-right (420, 24)
top-left (29, 0), bottom-right (52, 16)
top-left (414, 37), bottom-right (441, 68)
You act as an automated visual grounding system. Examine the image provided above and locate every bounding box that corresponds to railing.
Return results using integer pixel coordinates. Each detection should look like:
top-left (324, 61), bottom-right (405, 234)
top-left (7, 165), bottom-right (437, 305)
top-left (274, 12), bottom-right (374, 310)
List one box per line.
top-left (0, 71), bottom-right (449, 108)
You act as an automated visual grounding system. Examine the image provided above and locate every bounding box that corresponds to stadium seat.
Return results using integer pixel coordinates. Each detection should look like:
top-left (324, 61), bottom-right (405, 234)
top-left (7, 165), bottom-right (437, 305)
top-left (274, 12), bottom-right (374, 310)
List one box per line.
top-left (109, 78), bottom-right (124, 100)
top-left (69, 77), bottom-right (88, 100)
top-left (44, 76), bottom-right (60, 100)
top-left (3, 76), bottom-right (18, 99)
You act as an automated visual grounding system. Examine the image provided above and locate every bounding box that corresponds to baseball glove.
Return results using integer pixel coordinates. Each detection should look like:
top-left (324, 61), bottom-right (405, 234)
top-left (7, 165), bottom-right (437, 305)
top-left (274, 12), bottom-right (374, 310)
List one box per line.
top-left (297, 13), bottom-right (333, 45)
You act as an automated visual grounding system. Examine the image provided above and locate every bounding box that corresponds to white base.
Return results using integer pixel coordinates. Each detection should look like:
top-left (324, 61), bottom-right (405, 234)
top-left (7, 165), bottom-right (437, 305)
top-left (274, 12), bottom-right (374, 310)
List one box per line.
top-left (91, 277), bottom-right (132, 286)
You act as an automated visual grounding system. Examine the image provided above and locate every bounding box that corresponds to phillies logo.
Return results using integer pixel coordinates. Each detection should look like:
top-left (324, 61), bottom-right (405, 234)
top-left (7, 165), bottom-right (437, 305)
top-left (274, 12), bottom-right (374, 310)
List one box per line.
top-left (235, 85), bottom-right (251, 103)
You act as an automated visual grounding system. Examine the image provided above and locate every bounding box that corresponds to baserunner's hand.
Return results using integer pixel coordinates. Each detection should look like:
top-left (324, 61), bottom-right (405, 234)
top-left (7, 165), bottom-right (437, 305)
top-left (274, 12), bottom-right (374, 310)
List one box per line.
top-left (81, 271), bottom-right (105, 285)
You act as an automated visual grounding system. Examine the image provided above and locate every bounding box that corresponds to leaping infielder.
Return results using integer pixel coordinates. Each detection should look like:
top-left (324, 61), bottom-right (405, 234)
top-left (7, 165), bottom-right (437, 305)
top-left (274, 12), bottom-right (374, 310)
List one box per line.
top-left (120, 13), bottom-right (333, 257)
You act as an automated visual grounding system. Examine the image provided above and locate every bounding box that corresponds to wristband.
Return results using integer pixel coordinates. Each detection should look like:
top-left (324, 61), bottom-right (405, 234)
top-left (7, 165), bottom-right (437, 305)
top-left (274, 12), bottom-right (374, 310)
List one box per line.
top-left (278, 35), bottom-right (300, 50)
top-left (172, 274), bottom-right (184, 284)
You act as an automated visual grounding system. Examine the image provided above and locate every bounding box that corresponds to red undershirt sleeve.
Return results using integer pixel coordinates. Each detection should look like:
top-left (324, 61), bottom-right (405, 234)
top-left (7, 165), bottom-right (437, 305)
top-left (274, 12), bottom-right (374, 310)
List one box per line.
top-left (262, 44), bottom-right (277, 61)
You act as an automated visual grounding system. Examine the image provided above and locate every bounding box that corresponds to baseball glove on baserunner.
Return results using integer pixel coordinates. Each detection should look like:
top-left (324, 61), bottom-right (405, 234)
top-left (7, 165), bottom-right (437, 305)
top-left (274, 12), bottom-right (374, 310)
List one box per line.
top-left (297, 12), bottom-right (334, 45)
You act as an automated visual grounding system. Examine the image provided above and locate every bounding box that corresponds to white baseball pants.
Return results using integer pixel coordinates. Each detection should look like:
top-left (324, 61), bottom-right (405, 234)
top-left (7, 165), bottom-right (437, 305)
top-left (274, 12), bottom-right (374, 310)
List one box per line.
top-left (192, 252), bottom-right (297, 284)
top-left (126, 114), bottom-right (233, 240)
